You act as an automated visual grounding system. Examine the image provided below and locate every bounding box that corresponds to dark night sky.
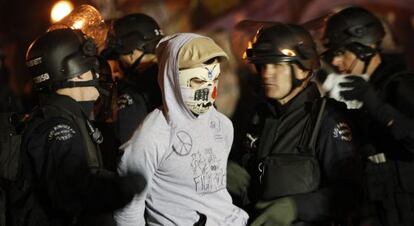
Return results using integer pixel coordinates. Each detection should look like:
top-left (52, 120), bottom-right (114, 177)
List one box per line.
top-left (0, 0), bottom-right (90, 83)
top-left (0, 0), bottom-right (413, 85)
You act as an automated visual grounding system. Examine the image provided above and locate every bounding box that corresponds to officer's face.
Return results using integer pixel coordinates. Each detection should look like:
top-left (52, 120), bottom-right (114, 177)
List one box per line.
top-left (56, 71), bottom-right (99, 102)
top-left (260, 63), bottom-right (293, 100)
top-left (120, 49), bottom-right (157, 72)
top-left (330, 49), bottom-right (365, 75)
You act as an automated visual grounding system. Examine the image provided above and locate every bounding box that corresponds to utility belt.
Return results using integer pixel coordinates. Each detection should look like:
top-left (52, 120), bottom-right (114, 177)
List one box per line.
top-left (364, 153), bottom-right (389, 202)
top-left (257, 98), bottom-right (326, 200)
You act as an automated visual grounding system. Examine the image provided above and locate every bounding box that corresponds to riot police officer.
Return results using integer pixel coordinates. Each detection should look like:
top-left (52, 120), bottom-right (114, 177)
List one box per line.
top-left (323, 6), bottom-right (414, 226)
top-left (229, 23), bottom-right (361, 226)
top-left (103, 13), bottom-right (163, 143)
top-left (8, 28), bottom-right (145, 226)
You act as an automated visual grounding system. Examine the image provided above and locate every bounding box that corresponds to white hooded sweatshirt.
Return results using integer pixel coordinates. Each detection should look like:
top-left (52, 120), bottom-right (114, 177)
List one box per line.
top-left (114, 33), bottom-right (249, 226)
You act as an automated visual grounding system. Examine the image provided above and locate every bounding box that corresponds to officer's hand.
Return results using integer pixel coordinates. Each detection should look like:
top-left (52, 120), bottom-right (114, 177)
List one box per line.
top-left (339, 76), bottom-right (381, 113)
top-left (339, 76), bottom-right (396, 126)
top-left (250, 197), bottom-right (297, 226)
top-left (227, 161), bottom-right (251, 197)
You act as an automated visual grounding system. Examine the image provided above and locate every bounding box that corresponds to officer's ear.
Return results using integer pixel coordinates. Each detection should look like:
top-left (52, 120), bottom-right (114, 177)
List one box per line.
top-left (293, 64), bottom-right (310, 80)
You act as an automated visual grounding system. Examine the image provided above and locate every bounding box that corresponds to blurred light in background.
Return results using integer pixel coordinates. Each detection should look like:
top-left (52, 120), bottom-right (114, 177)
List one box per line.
top-left (48, 5), bottom-right (108, 52)
top-left (51, 1), bottom-right (74, 23)
top-left (72, 19), bottom-right (84, 29)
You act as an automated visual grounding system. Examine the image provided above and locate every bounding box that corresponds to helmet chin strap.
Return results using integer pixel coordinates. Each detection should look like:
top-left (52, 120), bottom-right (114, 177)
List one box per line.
top-left (290, 64), bottom-right (303, 88)
top-left (50, 71), bottom-right (109, 96)
top-left (345, 57), bottom-right (359, 74)
top-left (287, 64), bottom-right (309, 96)
top-left (345, 55), bottom-right (373, 75)
top-left (346, 47), bottom-right (376, 74)
top-left (361, 55), bottom-right (374, 74)
top-left (277, 64), bottom-right (310, 104)
top-left (120, 51), bottom-right (146, 75)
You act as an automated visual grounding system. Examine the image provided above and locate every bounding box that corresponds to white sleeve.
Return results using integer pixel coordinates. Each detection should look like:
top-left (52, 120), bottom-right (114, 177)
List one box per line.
top-left (114, 132), bottom-right (161, 226)
top-left (222, 116), bottom-right (234, 152)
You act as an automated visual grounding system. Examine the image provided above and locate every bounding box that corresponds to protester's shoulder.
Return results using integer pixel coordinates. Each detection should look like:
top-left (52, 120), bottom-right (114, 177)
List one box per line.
top-left (129, 108), bottom-right (169, 143)
top-left (121, 109), bottom-right (168, 162)
top-left (142, 108), bottom-right (168, 128)
top-left (214, 110), bottom-right (233, 131)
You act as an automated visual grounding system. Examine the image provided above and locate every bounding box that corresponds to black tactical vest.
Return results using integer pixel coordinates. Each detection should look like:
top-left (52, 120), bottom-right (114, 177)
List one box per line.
top-left (6, 95), bottom-right (112, 226)
top-left (40, 103), bottom-right (103, 171)
top-left (245, 85), bottom-right (325, 201)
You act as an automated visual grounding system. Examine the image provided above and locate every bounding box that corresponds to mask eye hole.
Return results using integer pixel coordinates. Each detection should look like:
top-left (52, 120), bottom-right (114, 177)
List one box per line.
top-left (190, 77), bottom-right (207, 88)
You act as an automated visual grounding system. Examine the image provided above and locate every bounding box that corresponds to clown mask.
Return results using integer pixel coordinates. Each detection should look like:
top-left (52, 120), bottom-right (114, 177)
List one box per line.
top-left (179, 63), bottom-right (220, 115)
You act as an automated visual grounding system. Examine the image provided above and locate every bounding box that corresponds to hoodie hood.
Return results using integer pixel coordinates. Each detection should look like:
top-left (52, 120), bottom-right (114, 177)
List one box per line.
top-left (156, 33), bottom-right (219, 124)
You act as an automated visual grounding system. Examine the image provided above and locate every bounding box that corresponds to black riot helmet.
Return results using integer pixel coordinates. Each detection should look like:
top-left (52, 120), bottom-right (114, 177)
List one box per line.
top-left (322, 7), bottom-right (385, 62)
top-left (103, 13), bottom-right (163, 59)
top-left (246, 23), bottom-right (320, 72)
top-left (246, 23), bottom-right (320, 91)
top-left (26, 28), bottom-right (100, 92)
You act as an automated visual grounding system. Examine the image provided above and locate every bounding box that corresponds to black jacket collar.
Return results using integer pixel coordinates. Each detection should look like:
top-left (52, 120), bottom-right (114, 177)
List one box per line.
top-left (266, 83), bottom-right (320, 117)
top-left (40, 93), bottom-right (84, 117)
top-left (370, 54), bottom-right (407, 88)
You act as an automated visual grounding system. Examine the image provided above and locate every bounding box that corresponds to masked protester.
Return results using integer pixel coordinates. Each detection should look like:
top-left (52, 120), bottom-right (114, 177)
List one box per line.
top-left (229, 23), bottom-right (361, 226)
top-left (322, 6), bottom-right (414, 226)
top-left (7, 29), bottom-right (146, 226)
top-left (102, 13), bottom-right (163, 144)
top-left (114, 33), bottom-right (249, 226)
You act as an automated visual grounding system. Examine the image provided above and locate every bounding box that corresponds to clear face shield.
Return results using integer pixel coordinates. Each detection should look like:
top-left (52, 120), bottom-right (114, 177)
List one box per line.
top-left (48, 4), bottom-right (108, 53)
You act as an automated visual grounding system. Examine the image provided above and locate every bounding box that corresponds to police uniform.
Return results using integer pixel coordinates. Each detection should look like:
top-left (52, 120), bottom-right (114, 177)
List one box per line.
top-left (229, 22), bottom-right (363, 225)
top-left (102, 13), bottom-right (163, 144)
top-left (348, 55), bottom-right (414, 225)
top-left (322, 7), bottom-right (414, 225)
top-left (116, 64), bottom-right (162, 144)
top-left (8, 94), bottom-right (142, 226)
top-left (240, 83), bottom-right (360, 225)
top-left (6, 28), bottom-right (145, 226)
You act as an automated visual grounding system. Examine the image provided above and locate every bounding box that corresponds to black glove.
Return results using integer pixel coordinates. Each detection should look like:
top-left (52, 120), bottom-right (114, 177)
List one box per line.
top-left (339, 76), bottom-right (393, 125)
top-left (339, 76), bottom-right (380, 110)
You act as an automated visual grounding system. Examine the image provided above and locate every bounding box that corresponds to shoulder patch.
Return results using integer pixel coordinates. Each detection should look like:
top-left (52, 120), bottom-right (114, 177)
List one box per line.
top-left (48, 124), bottom-right (76, 141)
top-left (332, 122), bottom-right (352, 142)
top-left (117, 94), bottom-right (134, 110)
